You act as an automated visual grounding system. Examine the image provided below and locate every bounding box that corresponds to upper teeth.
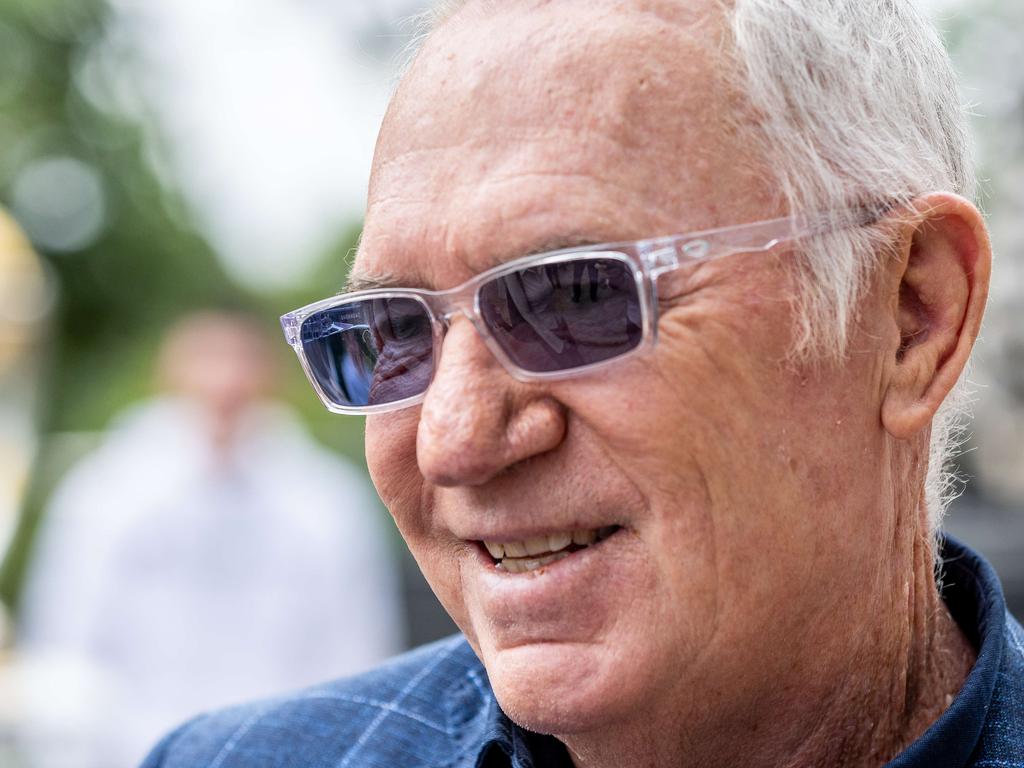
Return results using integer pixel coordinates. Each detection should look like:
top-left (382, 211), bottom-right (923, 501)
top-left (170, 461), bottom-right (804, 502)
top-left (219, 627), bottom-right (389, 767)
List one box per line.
top-left (483, 528), bottom-right (599, 561)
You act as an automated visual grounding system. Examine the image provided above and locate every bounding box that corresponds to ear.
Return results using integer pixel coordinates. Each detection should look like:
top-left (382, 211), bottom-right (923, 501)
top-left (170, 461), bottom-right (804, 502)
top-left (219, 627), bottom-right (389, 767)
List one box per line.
top-left (881, 193), bottom-right (992, 440)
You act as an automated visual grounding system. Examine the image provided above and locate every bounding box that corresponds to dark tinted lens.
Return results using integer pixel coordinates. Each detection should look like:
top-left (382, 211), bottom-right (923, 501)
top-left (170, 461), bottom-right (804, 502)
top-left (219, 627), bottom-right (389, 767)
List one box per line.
top-left (478, 256), bottom-right (643, 373)
top-left (300, 297), bottom-right (434, 407)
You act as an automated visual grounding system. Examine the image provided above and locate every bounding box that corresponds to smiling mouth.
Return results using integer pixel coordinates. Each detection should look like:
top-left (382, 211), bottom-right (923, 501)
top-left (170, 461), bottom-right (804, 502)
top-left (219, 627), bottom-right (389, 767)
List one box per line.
top-left (480, 525), bottom-right (622, 574)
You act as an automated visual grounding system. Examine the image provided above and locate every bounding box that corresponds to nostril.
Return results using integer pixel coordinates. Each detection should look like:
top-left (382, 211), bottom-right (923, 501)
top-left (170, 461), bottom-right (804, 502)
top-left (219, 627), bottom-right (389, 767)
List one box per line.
top-left (417, 443), bottom-right (505, 487)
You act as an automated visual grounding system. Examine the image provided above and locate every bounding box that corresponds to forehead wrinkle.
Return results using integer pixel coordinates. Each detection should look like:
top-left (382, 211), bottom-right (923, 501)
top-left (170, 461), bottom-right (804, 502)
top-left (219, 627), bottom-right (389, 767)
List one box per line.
top-left (348, 228), bottom-right (632, 295)
top-left (367, 145), bottom-right (681, 257)
top-left (363, 155), bottom-right (680, 293)
top-left (370, 127), bottom-right (639, 209)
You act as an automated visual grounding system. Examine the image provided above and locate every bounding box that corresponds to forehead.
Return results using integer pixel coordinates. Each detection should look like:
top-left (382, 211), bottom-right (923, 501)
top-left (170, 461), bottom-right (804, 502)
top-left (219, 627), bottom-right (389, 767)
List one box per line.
top-left (355, 0), bottom-right (768, 290)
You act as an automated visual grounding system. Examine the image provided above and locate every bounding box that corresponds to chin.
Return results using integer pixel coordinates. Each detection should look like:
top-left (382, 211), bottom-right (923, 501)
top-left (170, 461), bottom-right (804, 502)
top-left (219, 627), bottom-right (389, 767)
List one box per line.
top-left (481, 639), bottom-right (651, 736)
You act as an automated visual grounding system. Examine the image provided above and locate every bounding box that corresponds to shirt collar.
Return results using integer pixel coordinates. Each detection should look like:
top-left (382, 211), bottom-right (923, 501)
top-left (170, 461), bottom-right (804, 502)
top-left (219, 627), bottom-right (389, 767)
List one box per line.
top-left (884, 535), bottom-right (1006, 768)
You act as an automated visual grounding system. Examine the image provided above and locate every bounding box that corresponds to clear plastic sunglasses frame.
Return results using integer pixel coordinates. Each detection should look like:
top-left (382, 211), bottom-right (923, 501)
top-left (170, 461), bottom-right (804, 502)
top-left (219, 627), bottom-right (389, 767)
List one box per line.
top-left (281, 212), bottom-right (857, 415)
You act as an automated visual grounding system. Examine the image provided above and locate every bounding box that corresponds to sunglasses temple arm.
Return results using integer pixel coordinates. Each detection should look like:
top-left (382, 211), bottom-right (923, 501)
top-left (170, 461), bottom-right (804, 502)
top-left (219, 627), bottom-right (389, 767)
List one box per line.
top-left (643, 216), bottom-right (812, 282)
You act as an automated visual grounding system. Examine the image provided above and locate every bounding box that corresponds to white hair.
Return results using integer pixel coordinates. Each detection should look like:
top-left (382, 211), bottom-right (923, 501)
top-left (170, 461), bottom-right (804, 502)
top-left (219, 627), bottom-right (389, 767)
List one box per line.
top-left (405, 0), bottom-right (976, 538)
top-left (725, 0), bottom-right (975, 541)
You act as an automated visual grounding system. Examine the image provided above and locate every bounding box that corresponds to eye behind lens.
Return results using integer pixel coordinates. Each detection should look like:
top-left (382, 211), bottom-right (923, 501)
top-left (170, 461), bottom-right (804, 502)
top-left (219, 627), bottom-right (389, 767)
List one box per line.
top-left (478, 255), bottom-right (643, 374)
top-left (300, 298), bottom-right (435, 409)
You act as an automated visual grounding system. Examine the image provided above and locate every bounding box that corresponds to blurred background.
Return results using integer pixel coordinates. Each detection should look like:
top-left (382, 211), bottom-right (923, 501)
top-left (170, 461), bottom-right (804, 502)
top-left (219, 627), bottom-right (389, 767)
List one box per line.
top-left (0, 0), bottom-right (1020, 765)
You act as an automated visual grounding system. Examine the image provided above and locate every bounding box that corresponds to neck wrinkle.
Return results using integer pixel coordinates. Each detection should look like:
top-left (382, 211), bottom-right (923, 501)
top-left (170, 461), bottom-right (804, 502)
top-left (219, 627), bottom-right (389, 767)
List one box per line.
top-left (778, 452), bottom-right (977, 768)
top-left (772, 507), bottom-right (973, 768)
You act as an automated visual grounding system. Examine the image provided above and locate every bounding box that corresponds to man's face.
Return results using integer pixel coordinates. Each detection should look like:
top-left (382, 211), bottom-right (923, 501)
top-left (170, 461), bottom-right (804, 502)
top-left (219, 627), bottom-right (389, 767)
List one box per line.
top-left (361, 1), bottom-right (895, 736)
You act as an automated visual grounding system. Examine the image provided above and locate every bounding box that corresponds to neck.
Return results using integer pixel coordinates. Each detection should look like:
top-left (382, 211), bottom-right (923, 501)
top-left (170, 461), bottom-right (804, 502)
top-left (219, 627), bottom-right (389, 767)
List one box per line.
top-left (559, 505), bottom-right (975, 768)
top-left (782, 528), bottom-right (975, 768)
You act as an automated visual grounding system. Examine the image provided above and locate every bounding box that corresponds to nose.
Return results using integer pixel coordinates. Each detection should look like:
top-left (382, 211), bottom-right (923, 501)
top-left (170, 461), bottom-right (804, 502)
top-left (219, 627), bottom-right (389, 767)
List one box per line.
top-left (417, 317), bottom-right (567, 487)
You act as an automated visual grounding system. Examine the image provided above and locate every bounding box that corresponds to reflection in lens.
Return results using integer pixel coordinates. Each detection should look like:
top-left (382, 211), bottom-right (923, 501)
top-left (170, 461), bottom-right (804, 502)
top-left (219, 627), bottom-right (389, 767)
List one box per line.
top-left (479, 256), bottom-right (642, 373)
top-left (300, 297), bottom-right (433, 407)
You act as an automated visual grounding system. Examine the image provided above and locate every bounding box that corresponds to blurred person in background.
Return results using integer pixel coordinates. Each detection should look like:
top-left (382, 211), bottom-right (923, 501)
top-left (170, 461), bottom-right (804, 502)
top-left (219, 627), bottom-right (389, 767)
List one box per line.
top-left (17, 310), bottom-right (403, 767)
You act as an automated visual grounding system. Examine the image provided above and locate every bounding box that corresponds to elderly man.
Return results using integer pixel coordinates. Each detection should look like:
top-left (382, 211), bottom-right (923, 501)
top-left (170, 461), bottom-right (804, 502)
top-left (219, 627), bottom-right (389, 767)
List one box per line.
top-left (143, 0), bottom-right (1024, 766)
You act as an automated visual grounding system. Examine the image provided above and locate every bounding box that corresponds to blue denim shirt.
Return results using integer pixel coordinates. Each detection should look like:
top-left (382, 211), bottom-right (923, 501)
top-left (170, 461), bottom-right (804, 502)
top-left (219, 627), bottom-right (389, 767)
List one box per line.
top-left (142, 537), bottom-right (1024, 767)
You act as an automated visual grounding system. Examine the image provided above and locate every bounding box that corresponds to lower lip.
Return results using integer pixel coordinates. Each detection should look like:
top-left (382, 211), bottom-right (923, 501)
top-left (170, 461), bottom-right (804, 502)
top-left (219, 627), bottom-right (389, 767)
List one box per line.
top-left (466, 529), bottom-right (634, 633)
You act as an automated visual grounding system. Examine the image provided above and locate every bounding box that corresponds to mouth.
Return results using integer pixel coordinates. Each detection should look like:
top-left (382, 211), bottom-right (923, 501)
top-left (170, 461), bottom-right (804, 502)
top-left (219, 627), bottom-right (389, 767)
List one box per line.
top-left (478, 525), bottom-right (622, 574)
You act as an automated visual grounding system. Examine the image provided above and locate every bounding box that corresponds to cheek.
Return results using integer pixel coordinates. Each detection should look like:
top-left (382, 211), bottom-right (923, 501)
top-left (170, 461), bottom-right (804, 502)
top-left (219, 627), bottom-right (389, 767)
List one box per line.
top-left (366, 411), bottom-right (476, 631)
top-left (652, 308), bottom-right (885, 617)
top-left (365, 411), bottom-right (421, 517)
top-left (554, 286), bottom-right (869, 607)
top-left (366, 410), bottom-right (446, 567)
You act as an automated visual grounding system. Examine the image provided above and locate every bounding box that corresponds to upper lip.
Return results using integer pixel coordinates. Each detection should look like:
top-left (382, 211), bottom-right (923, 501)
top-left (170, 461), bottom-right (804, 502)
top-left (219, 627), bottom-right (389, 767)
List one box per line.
top-left (457, 522), bottom-right (622, 543)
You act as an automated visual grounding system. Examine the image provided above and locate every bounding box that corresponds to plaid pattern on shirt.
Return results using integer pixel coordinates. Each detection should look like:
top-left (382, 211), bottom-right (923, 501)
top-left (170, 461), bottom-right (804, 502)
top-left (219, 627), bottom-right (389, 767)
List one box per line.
top-left (142, 538), bottom-right (1023, 768)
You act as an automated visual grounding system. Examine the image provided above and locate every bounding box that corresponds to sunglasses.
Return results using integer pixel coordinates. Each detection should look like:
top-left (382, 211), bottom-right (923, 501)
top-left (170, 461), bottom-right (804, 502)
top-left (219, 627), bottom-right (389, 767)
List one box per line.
top-left (281, 212), bottom-right (861, 415)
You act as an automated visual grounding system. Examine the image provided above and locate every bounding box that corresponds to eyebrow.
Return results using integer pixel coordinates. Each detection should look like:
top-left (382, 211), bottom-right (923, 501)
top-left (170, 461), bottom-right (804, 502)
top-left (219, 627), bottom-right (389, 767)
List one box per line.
top-left (343, 233), bottom-right (609, 294)
top-left (343, 270), bottom-right (403, 293)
